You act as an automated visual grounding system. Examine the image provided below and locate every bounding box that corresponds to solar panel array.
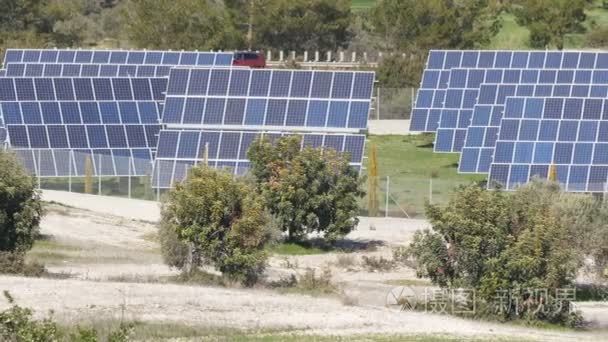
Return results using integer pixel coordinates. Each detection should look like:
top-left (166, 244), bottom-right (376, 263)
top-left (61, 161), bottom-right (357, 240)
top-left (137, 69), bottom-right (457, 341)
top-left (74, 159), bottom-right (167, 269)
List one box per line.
top-left (153, 67), bottom-right (374, 187)
top-left (152, 130), bottom-right (366, 188)
top-left (411, 50), bottom-right (608, 192)
top-left (4, 49), bottom-right (233, 66)
top-left (4, 63), bottom-right (175, 77)
top-left (1, 49), bottom-right (374, 186)
top-left (162, 68), bottom-right (374, 130)
top-left (1, 49), bottom-right (234, 177)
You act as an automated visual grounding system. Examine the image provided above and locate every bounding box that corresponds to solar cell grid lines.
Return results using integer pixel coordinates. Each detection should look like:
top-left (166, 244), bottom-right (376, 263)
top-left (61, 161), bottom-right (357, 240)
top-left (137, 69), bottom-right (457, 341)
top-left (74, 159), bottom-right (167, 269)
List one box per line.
top-left (460, 84), bottom-right (608, 174)
top-left (162, 68), bottom-right (374, 131)
top-left (152, 129), bottom-right (366, 188)
top-left (488, 96), bottom-right (608, 192)
top-left (4, 63), bottom-right (175, 78)
top-left (0, 77), bottom-right (168, 102)
top-left (3, 49), bottom-right (234, 66)
top-left (425, 50), bottom-right (608, 71)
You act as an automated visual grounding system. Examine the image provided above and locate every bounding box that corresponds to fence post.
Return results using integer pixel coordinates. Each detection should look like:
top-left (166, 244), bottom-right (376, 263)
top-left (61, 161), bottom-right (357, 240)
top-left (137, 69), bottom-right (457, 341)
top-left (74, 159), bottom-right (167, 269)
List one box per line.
top-left (279, 50), bottom-right (284, 62)
top-left (303, 51), bottom-right (308, 62)
top-left (315, 51), bottom-right (319, 62)
top-left (377, 87), bottom-right (381, 120)
top-left (128, 157), bottom-right (132, 199)
top-left (68, 150), bottom-right (72, 193)
top-left (156, 163), bottom-right (160, 202)
top-left (98, 154), bottom-right (102, 195)
top-left (37, 149), bottom-right (41, 190)
top-left (385, 176), bottom-right (390, 218)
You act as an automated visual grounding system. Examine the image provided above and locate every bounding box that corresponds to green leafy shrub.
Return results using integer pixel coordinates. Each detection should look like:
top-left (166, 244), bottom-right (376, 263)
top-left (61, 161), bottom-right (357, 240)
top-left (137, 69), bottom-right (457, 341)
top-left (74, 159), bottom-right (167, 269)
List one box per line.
top-left (161, 166), bottom-right (272, 286)
top-left (0, 150), bottom-right (44, 253)
top-left (0, 251), bottom-right (46, 277)
top-left (248, 136), bottom-right (363, 242)
top-left (405, 181), bottom-right (592, 326)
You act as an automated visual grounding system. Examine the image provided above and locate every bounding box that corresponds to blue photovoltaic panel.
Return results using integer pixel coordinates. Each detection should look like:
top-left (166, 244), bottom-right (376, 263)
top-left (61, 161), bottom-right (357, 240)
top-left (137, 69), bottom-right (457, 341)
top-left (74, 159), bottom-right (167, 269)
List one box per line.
top-left (0, 70), bottom-right (5, 77)
top-left (4, 49), bottom-right (234, 66)
top-left (152, 130), bottom-right (366, 188)
top-left (162, 68), bottom-right (374, 130)
top-left (411, 49), bottom-right (608, 132)
top-left (488, 96), bottom-right (608, 192)
top-left (13, 148), bottom-right (154, 177)
top-left (4, 63), bottom-right (174, 77)
top-left (433, 69), bottom-right (608, 152)
top-left (459, 84), bottom-right (608, 173)
top-left (3, 100), bottom-right (161, 150)
top-left (0, 78), bottom-right (167, 102)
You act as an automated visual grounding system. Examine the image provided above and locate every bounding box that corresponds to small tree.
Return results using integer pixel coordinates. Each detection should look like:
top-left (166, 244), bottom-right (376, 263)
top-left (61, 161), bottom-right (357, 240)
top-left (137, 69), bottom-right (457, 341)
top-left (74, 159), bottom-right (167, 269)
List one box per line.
top-left (160, 166), bottom-right (271, 286)
top-left (248, 136), bottom-right (363, 242)
top-left (406, 181), bottom-right (587, 326)
top-left (0, 151), bottom-right (43, 253)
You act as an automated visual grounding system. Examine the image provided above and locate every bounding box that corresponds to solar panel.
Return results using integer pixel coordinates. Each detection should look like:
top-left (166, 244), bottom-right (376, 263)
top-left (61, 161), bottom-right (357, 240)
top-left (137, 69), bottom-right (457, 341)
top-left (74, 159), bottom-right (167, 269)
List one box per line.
top-left (14, 148), bottom-right (154, 177)
top-left (152, 129), bottom-right (366, 188)
top-left (162, 68), bottom-right (374, 131)
top-left (411, 50), bottom-right (608, 133)
top-left (0, 70), bottom-right (5, 77)
top-left (460, 84), bottom-right (608, 173)
top-left (4, 63), bottom-right (175, 77)
top-left (488, 96), bottom-right (608, 192)
top-left (0, 77), bottom-right (167, 102)
top-left (3, 49), bottom-right (234, 66)
top-left (431, 69), bottom-right (608, 153)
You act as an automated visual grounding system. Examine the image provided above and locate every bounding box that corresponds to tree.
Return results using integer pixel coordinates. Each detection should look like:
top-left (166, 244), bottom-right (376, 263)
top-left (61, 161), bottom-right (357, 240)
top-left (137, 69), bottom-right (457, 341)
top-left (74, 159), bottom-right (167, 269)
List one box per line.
top-left (370, 0), bottom-right (501, 51)
top-left (405, 181), bottom-right (589, 326)
top-left (248, 0), bottom-right (353, 51)
top-left (160, 166), bottom-right (271, 286)
top-left (123, 0), bottom-right (241, 50)
top-left (0, 151), bottom-right (43, 253)
top-left (247, 136), bottom-right (363, 242)
top-left (513, 0), bottom-right (586, 49)
top-left (376, 54), bottom-right (426, 89)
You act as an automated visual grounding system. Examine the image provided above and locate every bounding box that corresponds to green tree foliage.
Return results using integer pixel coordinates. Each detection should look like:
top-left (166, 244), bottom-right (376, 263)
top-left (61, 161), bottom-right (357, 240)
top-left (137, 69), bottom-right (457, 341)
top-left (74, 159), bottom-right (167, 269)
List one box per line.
top-left (585, 25), bottom-right (608, 48)
top-left (513, 0), bottom-right (587, 49)
top-left (0, 151), bottom-right (43, 253)
top-left (406, 182), bottom-right (593, 326)
top-left (123, 0), bottom-right (241, 50)
top-left (250, 0), bottom-right (353, 51)
top-left (376, 54), bottom-right (426, 88)
top-left (370, 0), bottom-right (501, 51)
top-left (248, 136), bottom-right (363, 242)
top-left (161, 166), bottom-right (271, 286)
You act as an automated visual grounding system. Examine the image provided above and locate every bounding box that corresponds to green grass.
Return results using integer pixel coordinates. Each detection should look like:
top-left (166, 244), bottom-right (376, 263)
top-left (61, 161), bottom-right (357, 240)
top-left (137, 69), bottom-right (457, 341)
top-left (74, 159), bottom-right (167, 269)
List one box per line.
top-left (352, 0), bottom-right (376, 11)
top-left (488, 1), bottom-right (608, 49)
top-left (60, 320), bottom-right (530, 341)
top-left (268, 242), bottom-right (329, 255)
top-left (364, 134), bottom-right (485, 218)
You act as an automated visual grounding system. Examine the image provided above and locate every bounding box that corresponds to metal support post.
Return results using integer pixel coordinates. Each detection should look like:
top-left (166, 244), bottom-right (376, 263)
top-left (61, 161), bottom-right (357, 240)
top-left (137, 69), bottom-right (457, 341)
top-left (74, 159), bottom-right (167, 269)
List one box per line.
top-left (385, 176), bottom-right (390, 218)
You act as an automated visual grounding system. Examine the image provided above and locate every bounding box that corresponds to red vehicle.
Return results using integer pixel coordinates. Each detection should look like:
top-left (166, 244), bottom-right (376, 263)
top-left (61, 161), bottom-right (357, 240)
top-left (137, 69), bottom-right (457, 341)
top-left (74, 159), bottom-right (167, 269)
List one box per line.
top-left (233, 51), bottom-right (266, 68)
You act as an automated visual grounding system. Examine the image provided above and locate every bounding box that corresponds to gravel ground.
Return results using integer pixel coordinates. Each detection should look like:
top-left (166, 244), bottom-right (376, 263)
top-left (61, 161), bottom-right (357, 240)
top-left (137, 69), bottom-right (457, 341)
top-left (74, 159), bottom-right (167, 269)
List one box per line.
top-left (2, 191), bottom-right (604, 340)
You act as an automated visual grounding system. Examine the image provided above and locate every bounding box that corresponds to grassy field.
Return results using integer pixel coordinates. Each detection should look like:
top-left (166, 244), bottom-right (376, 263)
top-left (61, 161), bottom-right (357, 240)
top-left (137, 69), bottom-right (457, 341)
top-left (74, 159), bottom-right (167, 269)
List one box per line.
top-left (352, 0), bottom-right (376, 11)
top-left (363, 134), bottom-right (485, 218)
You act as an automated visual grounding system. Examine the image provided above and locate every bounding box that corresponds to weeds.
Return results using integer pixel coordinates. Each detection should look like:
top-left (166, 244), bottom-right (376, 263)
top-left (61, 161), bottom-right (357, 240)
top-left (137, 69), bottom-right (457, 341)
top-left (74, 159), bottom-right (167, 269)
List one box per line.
top-left (0, 251), bottom-right (46, 277)
top-left (361, 255), bottom-right (395, 272)
top-left (334, 253), bottom-right (358, 269)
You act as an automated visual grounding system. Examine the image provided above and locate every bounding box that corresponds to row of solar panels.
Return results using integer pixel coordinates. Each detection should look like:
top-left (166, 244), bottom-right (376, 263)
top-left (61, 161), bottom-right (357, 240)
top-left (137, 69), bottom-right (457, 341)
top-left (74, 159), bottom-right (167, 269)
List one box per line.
top-left (1, 49), bottom-right (374, 186)
top-left (411, 50), bottom-right (608, 192)
top-left (4, 49), bottom-right (234, 66)
top-left (152, 130), bottom-right (366, 188)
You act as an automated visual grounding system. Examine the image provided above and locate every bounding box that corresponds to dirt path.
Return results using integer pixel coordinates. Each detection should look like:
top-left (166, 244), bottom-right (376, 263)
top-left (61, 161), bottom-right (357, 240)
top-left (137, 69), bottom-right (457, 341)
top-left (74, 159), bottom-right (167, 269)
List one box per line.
top-left (0, 276), bottom-right (604, 341)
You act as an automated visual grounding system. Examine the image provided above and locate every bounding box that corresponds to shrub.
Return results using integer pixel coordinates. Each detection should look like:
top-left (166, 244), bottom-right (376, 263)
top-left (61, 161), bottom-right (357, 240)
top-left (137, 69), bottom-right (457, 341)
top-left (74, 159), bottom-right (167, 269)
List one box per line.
top-left (161, 166), bottom-right (272, 286)
top-left (248, 136), bottom-right (363, 242)
top-left (361, 255), bottom-right (395, 272)
top-left (158, 216), bottom-right (190, 270)
top-left (0, 251), bottom-right (46, 277)
top-left (0, 151), bottom-right (44, 253)
top-left (405, 182), bottom-right (589, 326)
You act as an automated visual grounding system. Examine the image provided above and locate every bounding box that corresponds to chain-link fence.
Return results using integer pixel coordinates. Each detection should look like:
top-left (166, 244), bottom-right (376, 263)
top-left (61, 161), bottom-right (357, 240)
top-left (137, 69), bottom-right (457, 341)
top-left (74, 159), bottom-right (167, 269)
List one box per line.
top-left (360, 175), bottom-right (484, 219)
top-left (371, 87), bottom-right (417, 120)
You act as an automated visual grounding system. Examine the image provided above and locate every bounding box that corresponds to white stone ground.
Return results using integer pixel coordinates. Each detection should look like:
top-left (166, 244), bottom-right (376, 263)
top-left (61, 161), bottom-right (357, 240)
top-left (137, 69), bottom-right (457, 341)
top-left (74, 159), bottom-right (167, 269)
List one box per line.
top-left (0, 190), bottom-right (603, 341)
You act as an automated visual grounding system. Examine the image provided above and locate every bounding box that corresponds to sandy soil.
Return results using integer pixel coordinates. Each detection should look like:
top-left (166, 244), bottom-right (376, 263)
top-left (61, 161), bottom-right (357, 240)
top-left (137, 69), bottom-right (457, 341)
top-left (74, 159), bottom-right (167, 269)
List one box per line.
top-left (0, 191), bottom-right (605, 340)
